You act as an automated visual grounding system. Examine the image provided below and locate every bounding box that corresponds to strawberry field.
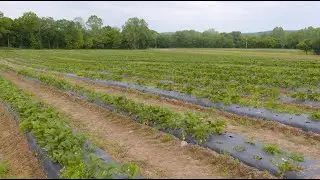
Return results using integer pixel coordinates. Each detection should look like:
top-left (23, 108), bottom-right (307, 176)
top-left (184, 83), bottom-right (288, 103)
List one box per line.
top-left (0, 48), bottom-right (320, 179)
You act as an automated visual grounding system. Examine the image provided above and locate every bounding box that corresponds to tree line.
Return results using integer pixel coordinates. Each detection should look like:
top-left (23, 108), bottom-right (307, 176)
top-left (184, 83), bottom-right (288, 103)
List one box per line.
top-left (0, 11), bottom-right (320, 54)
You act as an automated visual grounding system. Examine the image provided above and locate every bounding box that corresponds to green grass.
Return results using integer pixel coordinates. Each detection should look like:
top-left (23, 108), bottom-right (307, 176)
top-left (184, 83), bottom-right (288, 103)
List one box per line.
top-left (0, 161), bottom-right (9, 178)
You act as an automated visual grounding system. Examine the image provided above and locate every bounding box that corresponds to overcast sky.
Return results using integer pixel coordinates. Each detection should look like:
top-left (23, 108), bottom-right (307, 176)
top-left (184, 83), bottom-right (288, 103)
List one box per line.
top-left (1, 1), bottom-right (320, 33)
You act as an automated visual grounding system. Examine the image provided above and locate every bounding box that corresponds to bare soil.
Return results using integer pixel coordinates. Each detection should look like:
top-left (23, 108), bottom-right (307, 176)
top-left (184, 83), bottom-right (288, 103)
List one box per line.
top-left (0, 104), bottom-right (46, 179)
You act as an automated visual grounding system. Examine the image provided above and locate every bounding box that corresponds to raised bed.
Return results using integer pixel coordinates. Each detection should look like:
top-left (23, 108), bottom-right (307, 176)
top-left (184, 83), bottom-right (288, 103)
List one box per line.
top-left (279, 96), bottom-right (320, 108)
top-left (64, 73), bottom-right (320, 134)
top-left (1, 101), bottom-right (142, 179)
top-left (16, 73), bottom-right (320, 179)
top-left (66, 90), bottom-right (320, 179)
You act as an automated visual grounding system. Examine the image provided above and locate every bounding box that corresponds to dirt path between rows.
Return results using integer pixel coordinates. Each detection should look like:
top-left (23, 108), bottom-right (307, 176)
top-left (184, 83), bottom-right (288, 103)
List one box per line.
top-left (2, 72), bottom-right (274, 179)
top-left (60, 75), bottom-right (320, 160)
top-left (0, 104), bottom-right (46, 179)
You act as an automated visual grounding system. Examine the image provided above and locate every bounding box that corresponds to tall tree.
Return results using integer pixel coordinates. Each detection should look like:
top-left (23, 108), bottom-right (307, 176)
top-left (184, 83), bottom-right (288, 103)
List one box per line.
top-left (14, 12), bottom-right (41, 48)
top-left (86, 15), bottom-right (104, 48)
top-left (40, 17), bottom-right (56, 49)
top-left (297, 40), bottom-right (312, 54)
top-left (74, 17), bottom-right (86, 30)
top-left (0, 16), bottom-right (13, 47)
top-left (271, 27), bottom-right (287, 48)
top-left (312, 39), bottom-right (320, 55)
top-left (3, 10), bottom-right (320, 52)
top-left (55, 19), bottom-right (84, 49)
top-left (122, 17), bottom-right (152, 49)
top-left (230, 31), bottom-right (242, 48)
top-left (86, 15), bottom-right (103, 31)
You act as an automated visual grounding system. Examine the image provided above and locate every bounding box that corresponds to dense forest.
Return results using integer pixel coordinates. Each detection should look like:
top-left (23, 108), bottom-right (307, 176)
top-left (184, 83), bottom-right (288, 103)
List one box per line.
top-left (1, 11), bottom-right (320, 54)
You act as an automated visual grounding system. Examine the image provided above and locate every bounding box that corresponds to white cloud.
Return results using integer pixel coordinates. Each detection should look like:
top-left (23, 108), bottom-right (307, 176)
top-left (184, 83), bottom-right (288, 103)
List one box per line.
top-left (0, 1), bottom-right (319, 33)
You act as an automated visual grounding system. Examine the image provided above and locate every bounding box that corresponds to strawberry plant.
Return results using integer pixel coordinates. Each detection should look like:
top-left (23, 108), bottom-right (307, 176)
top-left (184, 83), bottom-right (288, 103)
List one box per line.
top-left (311, 112), bottom-right (320, 121)
top-left (14, 68), bottom-right (227, 144)
top-left (0, 77), bottom-right (140, 179)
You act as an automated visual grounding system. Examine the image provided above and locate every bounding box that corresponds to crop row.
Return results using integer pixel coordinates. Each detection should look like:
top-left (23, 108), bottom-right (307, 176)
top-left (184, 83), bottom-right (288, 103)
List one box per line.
top-left (10, 66), bottom-right (320, 178)
top-left (62, 71), bottom-right (320, 118)
top-left (1, 61), bottom-right (318, 120)
top-left (290, 90), bottom-right (320, 101)
top-left (1, 50), bottom-right (320, 90)
top-left (1, 50), bottom-right (319, 109)
top-left (2, 49), bottom-right (320, 68)
top-left (11, 57), bottom-right (320, 90)
top-left (15, 68), bottom-right (227, 144)
top-left (5, 59), bottom-right (320, 104)
top-left (2, 53), bottom-right (320, 105)
top-left (0, 76), bottom-right (139, 179)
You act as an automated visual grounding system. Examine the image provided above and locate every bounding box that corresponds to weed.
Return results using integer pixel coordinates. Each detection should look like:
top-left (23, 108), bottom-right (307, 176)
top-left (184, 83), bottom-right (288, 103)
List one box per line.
top-left (233, 145), bottom-right (245, 152)
top-left (234, 158), bottom-right (240, 165)
top-left (275, 160), bottom-right (294, 177)
top-left (222, 151), bottom-right (230, 156)
top-left (263, 144), bottom-right (282, 156)
top-left (288, 152), bottom-right (304, 162)
top-left (120, 163), bottom-right (140, 179)
top-left (238, 118), bottom-right (250, 126)
top-left (254, 155), bottom-right (262, 160)
top-left (245, 136), bottom-right (255, 146)
top-left (161, 134), bottom-right (174, 143)
top-left (0, 161), bottom-right (9, 178)
top-left (311, 112), bottom-right (320, 121)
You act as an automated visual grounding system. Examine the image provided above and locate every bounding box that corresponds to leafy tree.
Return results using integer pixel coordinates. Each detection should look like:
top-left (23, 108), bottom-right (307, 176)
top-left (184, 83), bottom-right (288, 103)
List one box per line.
top-left (3, 10), bottom-right (320, 52)
top-left (97, 26), bottom-right (122, 49)
top-left (156, 33), bottom-right (172, 48)
top-left (172, 30), bottom-right (205, 48)
top-left (40, 17), bottom-right (56, 49)
top-left (86, 15), bottom-right (103, 31)
top-left (85, 15), bottom-right (104, 48)
top-left (65, 21), bottom-right (84, 49)
top-left (13, 12), bottom-right (41, 48)
top-left (0, 16), bottom-right (13, 47)
top-left (149, 30), bottom-right (158, 48)
top-left (111, 27), bottom-right (122, 49)
top-left (122, 17), bottom-right (152, 49)
top-left (54, 19), bottom-right (84, 49)
top-left (204, 28), bottom-right (218, 34)
top-left (202, 30), bottom-right (220, 48)
top-left (297, 40), bottom-right (312, 54)
top-left (286, 32), bottom-right (300, 48)
top-left (312, 39), bottom-right (320, 55)
top-left (74, 17), bottom-right (86, 30)
top-left (271, 27), bottom-right (287, 48)
top-left (219, 33), bottom-right (233, 48)
top-left (230, 31), bottom-right (242, 48)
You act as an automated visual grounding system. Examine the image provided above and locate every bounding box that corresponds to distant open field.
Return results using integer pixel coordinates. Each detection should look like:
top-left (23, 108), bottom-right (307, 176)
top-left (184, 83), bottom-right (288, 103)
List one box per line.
top-left (0, 48), bottom-right (320, 178)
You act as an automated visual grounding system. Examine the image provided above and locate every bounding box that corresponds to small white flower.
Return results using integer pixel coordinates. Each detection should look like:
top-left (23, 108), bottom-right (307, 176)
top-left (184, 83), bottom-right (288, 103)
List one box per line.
top-left (281, 158), bottom-right (287, 162)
